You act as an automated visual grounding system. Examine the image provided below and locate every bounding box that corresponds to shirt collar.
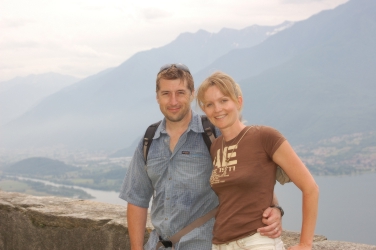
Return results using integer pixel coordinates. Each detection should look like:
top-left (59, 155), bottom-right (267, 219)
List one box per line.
top-left (153, 110), bottom-right (204, 139)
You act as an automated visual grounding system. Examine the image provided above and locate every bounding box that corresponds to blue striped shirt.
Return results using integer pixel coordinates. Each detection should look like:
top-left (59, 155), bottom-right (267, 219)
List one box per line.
top-left (119, 111), bottom-right (219, 250)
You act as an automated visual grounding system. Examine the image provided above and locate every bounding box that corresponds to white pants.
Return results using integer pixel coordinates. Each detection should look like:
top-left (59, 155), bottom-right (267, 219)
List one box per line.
top-left (212, 233), bottom-right (285, 250)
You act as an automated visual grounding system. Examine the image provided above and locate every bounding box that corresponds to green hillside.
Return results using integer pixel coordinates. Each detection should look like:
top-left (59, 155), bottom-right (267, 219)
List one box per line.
top-left (2, 157), bottom-right (127, 191)
top-left (4, 157), bottom-right (77, 176)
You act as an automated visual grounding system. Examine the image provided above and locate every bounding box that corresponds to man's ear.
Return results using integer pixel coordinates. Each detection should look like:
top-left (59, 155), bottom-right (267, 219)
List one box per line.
top-left (156, 93), bottom-right (160, 104)
top-left (190, 90), bottom-right (195, 102)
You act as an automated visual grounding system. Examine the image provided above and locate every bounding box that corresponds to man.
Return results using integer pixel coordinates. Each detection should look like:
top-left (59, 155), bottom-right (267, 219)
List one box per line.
top-left (119, 64), bottom-right (283, 250)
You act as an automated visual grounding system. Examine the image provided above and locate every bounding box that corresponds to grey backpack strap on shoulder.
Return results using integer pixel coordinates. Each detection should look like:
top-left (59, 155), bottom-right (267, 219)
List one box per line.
top-left (200, 115), bottom-right (216, 149)
top-left (143, 120), bottom-right (162, 162)
top-left (143, 116), bottom-right (217, 162)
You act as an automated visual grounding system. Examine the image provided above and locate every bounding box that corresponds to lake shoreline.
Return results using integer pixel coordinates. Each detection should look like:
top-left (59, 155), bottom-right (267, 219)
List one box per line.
top-left (2, 173), bottom-right (376, 245)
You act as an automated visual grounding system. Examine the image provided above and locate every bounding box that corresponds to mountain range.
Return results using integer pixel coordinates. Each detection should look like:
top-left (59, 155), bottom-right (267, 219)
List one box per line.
top-left (1, 0), bottom-right (375, 154)
top-left (0, 73), bottom-right (79, 126)
top-left (205, 0), bottom-right (376, 144)
top-left (0, 21), bottom-right (293, 150)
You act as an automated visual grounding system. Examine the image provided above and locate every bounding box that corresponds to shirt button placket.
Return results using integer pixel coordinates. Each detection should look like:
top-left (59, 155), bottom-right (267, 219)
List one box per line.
top-left (164, 158), bottom-right (173, 237)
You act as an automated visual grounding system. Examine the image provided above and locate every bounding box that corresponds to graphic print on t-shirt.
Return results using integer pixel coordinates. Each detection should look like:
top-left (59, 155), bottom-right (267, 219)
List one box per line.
top-left (210, 144), bottom-right (238, 185)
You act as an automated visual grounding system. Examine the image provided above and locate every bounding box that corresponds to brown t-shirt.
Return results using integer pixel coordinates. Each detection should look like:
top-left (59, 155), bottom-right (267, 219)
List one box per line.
top-left (210, 126), bottom-right (286, 244)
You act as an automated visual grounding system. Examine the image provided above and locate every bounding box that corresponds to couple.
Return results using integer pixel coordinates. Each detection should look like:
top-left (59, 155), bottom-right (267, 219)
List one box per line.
top-left (119, 64), bottom-right (319, 250)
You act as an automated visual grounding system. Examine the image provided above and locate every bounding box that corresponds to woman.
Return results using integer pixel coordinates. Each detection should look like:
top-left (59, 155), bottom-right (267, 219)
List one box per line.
top-left (196, 72), bottom-right (319, 250)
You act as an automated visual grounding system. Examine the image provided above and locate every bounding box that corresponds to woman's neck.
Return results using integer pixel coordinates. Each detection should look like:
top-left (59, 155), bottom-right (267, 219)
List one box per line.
top-left (221, 120), bottom-right (246, 142)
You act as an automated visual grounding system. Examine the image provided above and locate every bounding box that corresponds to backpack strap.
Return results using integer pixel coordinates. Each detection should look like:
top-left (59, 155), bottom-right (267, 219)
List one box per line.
top-left (143, 120), bottom-right (162, 162)
top-left (143, 116), bottom-right (216, 162)
top-left (201, 115), bottom-right (216, 151)
top-left (155, 206), bottom-right (218, 249)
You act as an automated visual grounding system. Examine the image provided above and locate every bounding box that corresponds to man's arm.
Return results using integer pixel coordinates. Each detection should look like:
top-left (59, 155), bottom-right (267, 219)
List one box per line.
top-left (119, 138), bottom-right (154, 249)
top-left (128, 203), bottom-right (148, 250)
top-left (257, 193), bottom-right (283, 238)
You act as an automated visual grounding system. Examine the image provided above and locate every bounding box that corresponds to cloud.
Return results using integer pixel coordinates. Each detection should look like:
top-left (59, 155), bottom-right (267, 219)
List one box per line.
top-left (141, 8), bottom-right (172, 20)
top-left (80, 4), bottom-right (107, 11)
top-left (0, 18), bottom-right (33, 28)
top-left (266, 21), bottom-right (295, 36)
top-left (280, 0), bottom-right (349, 4)
top-left (0, 0), bottom-right (350, 82)
top-left (281, 0), bottom-right (325, 3)
top-left (0, 40), bottom-right (40, 50)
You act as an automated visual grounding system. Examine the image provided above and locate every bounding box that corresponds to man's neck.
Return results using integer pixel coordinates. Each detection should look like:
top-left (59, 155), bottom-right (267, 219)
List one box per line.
top-left (165, 111), bottom-right (192, 152)
top-left (165, 110), bottom-right (192, 136)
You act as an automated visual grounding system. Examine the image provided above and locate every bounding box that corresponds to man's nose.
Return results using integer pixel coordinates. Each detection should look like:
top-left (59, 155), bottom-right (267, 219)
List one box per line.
top-left (169, 94), bottom-right (178, 105)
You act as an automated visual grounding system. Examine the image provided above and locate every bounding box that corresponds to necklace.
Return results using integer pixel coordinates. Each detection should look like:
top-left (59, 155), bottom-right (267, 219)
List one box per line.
top-left (210, 126), bottom-right (253, 185)
top-left (221, 126), bottom-right (252, 166)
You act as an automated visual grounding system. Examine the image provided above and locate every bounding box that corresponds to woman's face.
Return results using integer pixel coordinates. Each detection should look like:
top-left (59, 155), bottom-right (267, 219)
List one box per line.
top-left (202, 85), bottom-right (242, 131)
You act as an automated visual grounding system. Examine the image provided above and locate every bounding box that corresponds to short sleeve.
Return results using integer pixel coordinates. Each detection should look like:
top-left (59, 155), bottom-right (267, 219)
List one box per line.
top-left (118, 139), bottom-right (154, 208)
top-left (260, 126), bottom-right (286, 158)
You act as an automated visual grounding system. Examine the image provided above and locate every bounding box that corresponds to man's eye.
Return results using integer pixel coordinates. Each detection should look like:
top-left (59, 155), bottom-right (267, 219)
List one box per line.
top-left (206, 103), bottom-right (212, 107)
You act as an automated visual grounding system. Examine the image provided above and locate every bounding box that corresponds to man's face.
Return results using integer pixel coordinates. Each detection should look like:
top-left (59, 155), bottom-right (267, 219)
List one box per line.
top-left (156, 78), bottom-right (193, 123)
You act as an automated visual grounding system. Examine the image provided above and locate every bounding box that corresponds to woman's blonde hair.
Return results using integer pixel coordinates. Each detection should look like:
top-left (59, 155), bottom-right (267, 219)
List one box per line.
top-left (196, 71), bottom-right (243, 111)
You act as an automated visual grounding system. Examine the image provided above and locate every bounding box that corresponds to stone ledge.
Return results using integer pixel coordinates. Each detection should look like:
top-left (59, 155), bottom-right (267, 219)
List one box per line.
top-left (281, 231), bottom-right (376, 250)
top-left (312, 241), bottom-right (376, 250)
top-left (1, 191), bottom-right (375, 250)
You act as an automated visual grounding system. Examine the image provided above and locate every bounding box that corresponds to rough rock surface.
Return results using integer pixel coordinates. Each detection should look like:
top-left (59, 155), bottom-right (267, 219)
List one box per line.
top-left (312, 241), bottom-right (376, 250)
top-left (281, 231), bottom-right (376, 250)
top-left (0, 190), bottom-right (150, 250)
top-left (281, 230), bottom-right (327, 247)
top-left (1, 191), bottom-right (375, 250)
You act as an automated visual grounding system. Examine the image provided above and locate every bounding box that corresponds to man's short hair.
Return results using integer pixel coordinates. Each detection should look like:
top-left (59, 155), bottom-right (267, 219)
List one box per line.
top-left (156, 64), bottom-right (194, 93)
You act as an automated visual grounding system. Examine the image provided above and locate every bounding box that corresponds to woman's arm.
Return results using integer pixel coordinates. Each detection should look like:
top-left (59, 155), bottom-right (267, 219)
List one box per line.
top-left (273, 140), bottom-right (319, 250)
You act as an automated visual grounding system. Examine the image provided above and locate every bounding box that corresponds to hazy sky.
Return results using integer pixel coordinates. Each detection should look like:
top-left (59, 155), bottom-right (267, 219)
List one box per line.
top-left (0, 0), bottom-right (349, 82)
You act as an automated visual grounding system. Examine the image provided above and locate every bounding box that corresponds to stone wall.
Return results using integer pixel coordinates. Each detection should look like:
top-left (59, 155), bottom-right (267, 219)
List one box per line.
top-left (1, 191), bottom-right (375, 250)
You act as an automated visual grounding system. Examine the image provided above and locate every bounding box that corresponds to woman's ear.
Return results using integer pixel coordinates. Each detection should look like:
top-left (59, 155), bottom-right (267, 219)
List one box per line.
top-left (237, 95), bottom-right (243, 110)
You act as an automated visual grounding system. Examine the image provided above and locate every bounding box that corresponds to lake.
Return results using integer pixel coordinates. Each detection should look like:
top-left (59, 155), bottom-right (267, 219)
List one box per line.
top-left (15, 173), bottom-right (376, 246)
top-left (13, 176), bottom-right (127, 206)
top-left (274, 172), bottom-right (376, 246)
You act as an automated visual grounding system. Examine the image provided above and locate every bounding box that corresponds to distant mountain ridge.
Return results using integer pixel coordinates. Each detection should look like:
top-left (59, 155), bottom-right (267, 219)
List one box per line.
top-left (0, 73), bottom-right (79, 126)
top-left (163, 21), bottom-right (294, 74)
top-left (1, 0), bottom-right (375, 153)
top-left (194, 0), bottom-right (376, 144)
top-left (194, 0), bottom-right (372, 83)
top-left (0, 22), bottom-right (293, 150)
